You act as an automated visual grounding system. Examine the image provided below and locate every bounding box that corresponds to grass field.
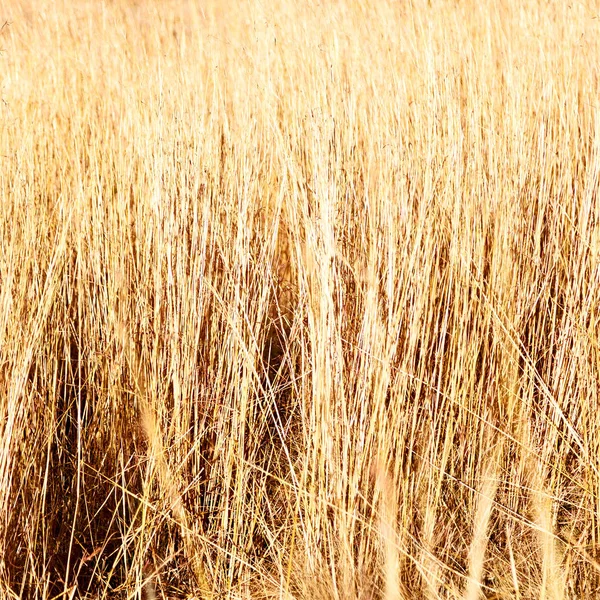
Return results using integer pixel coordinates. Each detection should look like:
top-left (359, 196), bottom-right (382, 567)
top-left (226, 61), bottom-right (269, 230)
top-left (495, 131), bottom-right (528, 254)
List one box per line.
top-left (1, 0), bottom-right (600, 597)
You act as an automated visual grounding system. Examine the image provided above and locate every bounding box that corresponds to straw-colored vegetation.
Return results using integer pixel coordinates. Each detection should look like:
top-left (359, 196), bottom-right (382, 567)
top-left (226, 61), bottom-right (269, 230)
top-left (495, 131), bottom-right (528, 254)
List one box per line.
top-left (1, 0), bottom-right (599, 597)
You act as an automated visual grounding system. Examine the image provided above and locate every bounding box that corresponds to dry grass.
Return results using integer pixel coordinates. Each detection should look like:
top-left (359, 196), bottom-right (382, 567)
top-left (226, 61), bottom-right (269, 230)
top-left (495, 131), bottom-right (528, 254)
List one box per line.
top-left (0, 0), bottom-right (599, 597)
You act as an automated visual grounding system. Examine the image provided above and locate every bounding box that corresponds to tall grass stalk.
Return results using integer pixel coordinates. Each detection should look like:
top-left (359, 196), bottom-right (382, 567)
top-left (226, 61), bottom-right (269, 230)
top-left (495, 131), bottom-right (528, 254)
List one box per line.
top-left (0, 0), bottom-right (599, 597)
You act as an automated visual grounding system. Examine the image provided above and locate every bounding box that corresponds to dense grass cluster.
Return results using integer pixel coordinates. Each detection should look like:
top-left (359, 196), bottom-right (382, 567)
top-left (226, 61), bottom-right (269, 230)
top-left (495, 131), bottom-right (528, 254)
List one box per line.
top-left (1, 0), bottom-right (599, 597)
